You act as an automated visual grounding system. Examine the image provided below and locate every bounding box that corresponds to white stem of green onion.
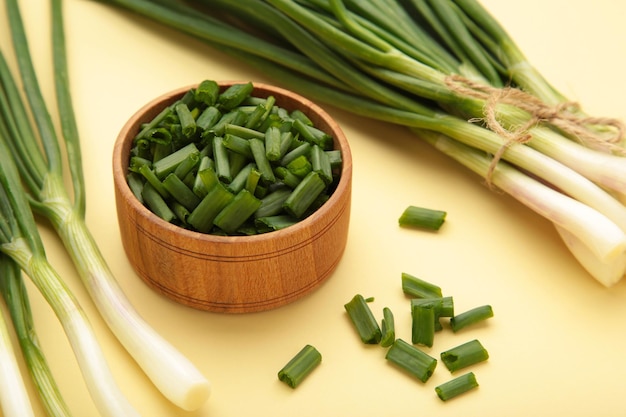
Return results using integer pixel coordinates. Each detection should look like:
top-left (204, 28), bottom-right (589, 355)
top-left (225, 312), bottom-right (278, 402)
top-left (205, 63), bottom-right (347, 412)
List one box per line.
top-left (39, 174), bottom-right (210, 411)
top-left (0, 296), bottom-right (35, 417)
top-left (423, 131), bottom-right (626, 286)
top-left (2, 237), bottom-right (141, 417)
top-left (526, 126), bottom-right (626, 196)
top-left (425, 119), bottom-right (626, 234)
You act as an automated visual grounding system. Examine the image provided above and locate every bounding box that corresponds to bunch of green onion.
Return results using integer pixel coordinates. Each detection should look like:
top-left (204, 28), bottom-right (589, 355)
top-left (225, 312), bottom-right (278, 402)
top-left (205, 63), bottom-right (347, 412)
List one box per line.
top-left (0, 0), bottom-right (210, 415)
top-left (92, 0), bottom-right (626, 287)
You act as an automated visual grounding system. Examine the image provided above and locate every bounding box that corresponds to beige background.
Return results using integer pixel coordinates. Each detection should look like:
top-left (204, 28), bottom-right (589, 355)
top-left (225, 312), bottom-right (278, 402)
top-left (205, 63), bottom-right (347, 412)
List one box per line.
top-left (2, 1), bottom-right (626, 416)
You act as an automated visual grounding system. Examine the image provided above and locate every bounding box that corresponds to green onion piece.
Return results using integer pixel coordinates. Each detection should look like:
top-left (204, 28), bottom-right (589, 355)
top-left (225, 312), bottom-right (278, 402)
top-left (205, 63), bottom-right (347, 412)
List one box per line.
top-left (344, 294), bottom-right (381, 344)
top-left (411, 301), bottom-right (436, 347)
top-left (277, 345), bottom-right (322, 389)
top-left (218, 82), bottom-right (254, 110)
top-left (138, 164), bottom-right (169, 199)
top-left (265, 126), bottom-right (283, 161)
top-left (194, 79), bottom-right (219, 105)
top-left (254, 188), bottom-right (292, 218)
top-left (255, 215), bottom-right (298, 232)
top-left (227, 163), bottom-right (255, 194)
top-left (142, 183), bottom-right (175, 222)
top-left (435, 372), bottom-right (479, 401)
top-left (128, 156), bottom-right (151, 173)
top-left (152, 143), bottom-right (199, 179)
top-left (224, 123), bottom-right (265, 140)
top-left (290, 109), bottom-right (313, 126)
top-left (292, 118), bottom-right (333, 150)
top-left (286, 154), bottom-right (312, 178)
top-left (208, 109), bottom-right (240, 137)
top-left (440, 339), bottom-right (489, 373)
top-left (411, 296), bottom-right (454, 331)
top-left (173, 151), bottom-right (200, 180)
top-left (174, 102), bottom-right (196, 138)
top-left (196, 165), bottom-right (220, 196)
top-left (212, 136), bottom-right (231, 183)
top-left (151, 141), bottom-right (172, 164)
top-left (283, 171), bottom-right (326, 219)
top-left (401, 272), bottom-right (443, 298)
top-left (326, 149), bottom-right (342, 169)
top-left (196, 106), bottom-right (221, 132)
top-left (380, 307), bottom-right (395, 348)
top-left (213, 189), bottom-right (262, 234)
top-left (274, 166), bottom-right (302, 189)
top-left (162, 173), bottom-right (201, 212)
top-left (279, 131), bottom-right (294, 156)
top-left (246, 168), bottom-right (262, 195)
top-left (243, 104), bottom-right (266, 129)
top-left (126, 172), bottom-right (144, 204)
top-left (229, 151), bottom-right (248, 179)
top-left (135, 104), bottom-right (173, 140)
top-left (170, 201), bottom-right (190, 224)
top-left (399, 205), bottom-right (447, 231)
top-left (280, 142), bottom-right (312, 166)
top-left (187, 183), bottom-right (234, 233)
top-left (311, 144), bottom-right (333, 184)
top-left (385, 339), bottom-right (437, 383)
top-left (450, 305), bottom-right (494, 333)
top-left (191, 157), bottom-right (215, 198)
top-left (249, 138), bottom-right (276, 182)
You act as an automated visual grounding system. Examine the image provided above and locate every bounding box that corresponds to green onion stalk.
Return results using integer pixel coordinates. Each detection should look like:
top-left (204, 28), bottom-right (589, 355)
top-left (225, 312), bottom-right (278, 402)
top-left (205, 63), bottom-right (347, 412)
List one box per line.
top-left (1, 0), bottom-right (210, 411)
top-left (0, 135), bottom-right (141, 416)
top-left (0, 255), bottom-right (73, 417)
top-left (90, 0), bottom-right (626, 285)
top-left (0, 257), bottom-right (36, 417)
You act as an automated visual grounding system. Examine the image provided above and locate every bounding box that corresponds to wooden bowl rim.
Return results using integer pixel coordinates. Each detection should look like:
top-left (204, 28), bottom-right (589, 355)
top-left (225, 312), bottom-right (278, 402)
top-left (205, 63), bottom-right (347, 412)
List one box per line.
top-left (113, 81), bottom-right (353, 245)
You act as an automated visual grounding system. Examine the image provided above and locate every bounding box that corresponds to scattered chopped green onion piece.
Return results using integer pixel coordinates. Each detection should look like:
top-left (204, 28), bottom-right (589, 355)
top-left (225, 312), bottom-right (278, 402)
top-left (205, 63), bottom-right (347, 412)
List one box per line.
top-left (450, 305), bottom-right (494, 333)
top-left (277, 345), bottom-right (322, 389)
top-left (401, 272), bottom-right (443, 298)
top-left (435, 372), bottom-right (479, 401)
top-left (411, 300), bottom-right (436, 347)
top-left (399, 205), bottom-right (447, 231)
top-left (441, 339), bottom-right (489, 373)
top-left (344, 294), bottom-right (381, 344)
top-left (386, 339), bottom-right (437, 383)
top-left (380, 307), bottom-right (395, 347)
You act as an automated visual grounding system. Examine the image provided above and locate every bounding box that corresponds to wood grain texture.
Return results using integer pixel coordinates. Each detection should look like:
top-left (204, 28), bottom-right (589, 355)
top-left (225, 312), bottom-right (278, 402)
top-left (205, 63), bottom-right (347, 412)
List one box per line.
top-left (112, 82), bottom-right (352, 313)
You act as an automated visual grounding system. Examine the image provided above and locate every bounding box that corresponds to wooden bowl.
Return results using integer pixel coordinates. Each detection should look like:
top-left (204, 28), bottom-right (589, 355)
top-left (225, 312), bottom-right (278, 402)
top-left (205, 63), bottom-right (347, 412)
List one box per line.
top-left (112, 82), bottom-right (352, 313)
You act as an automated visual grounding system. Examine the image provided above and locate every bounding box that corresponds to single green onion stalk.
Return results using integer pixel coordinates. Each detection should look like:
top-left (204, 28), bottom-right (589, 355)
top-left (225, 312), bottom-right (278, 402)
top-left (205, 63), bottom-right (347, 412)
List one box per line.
top-left (2, 0), bottom-right (210, 410)
top-left (0, 260), bottom-right (36, 417)
top-left (0, 256), bottom-right (73, 417)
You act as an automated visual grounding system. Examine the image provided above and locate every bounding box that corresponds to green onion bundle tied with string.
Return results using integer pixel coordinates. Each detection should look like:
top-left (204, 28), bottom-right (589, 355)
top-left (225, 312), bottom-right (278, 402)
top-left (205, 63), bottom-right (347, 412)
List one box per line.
top-left (92, 0), bottom-right (626, 286)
